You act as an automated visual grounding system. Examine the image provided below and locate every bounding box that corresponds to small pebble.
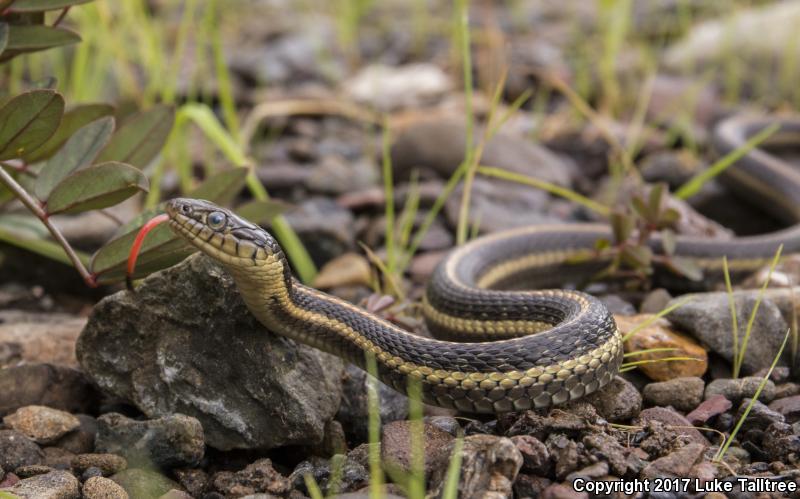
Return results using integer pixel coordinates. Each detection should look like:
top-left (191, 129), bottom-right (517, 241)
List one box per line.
top-left (643, 376), bottom-right (704, 412)
top-left (83, 475), bottom-right (129, 499)
top-left (705, 377), bottom-right (776, 404)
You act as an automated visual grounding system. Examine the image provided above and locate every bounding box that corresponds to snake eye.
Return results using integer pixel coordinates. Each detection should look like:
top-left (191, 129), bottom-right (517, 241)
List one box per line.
top-left (207, 211), bottom-right (226, 229)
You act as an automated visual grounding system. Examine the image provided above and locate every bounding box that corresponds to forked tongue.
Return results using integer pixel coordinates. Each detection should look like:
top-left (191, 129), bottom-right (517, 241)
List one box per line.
top-left (126, 213), bottom-right (170, 291)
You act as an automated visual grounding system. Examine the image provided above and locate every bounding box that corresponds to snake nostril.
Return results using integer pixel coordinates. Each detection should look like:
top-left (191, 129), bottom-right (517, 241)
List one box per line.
top-left (180, 204), bottom-right (191, 214)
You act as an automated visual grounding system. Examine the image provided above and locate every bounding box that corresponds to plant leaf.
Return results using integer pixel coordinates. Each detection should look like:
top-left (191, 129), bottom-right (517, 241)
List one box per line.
top-left (25, 103), bottom-right (114, 162)
top-left (35, 116), bottom-right (114, 199)
top-left (236, 199), bottom-right (290, 225)
top-left (621, 245), bottom-right (652, 269)
top-left (611, 212), bottom-right (635, 242)
top-left (46, 161), bottom-right (148, 215)
top-left (9, 0), bottom-right (93, 11)
top-left (95, 105), bottom-right (175, 168)
top-left (648, 183), bottom-right (665, 220)
top-left (665, 256), bottom-right (703, 281)
top-left (0, 23), bottom-right (9, 57)
top-left (90, 220), bottom-right (191, 284)
top-left (4, 24), bottom-right (80, 53)
top-left (0, 90), bottom-right (64, 160)
top-left (0, 213), bottom-right (90, 266)
top-left (187, 168), bottom-right (248, 205)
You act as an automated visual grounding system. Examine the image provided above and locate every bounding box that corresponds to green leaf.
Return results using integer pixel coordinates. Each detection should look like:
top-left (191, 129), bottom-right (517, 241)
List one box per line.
top-left (564, 248), bottom-right (597, 265)
top-left (46, 161), bottom-right (148, 215)
top-left (594, 238), bottom-right (611, 251)
top-left (610, 212), bottom-right (635, 242)
top-left (9, 0), bottom-right (93, 11)
top-left (665, 256), bottom-right (703, 281)
top-left (621, 245), bottom-right (652, 269)
top-left (90, 221), bottom-right (191, 284)
top-left (648, 183), bottom-right (665, 220)
top-left (96, 105), bottom-right (175, 168)
top-left (187, 168), bottom-right (248, 205)
top-left (658, 207), bottom-right (681, 228)
top-left (0, 489), bottom-right (22, 498)
top-left (236, 199), bottom-right (290, 225)
top-left (25, 103), bottom-right (114, 163)
top-left (35, 116), bottom-right (114, 199)
top-left (0, 214), bottom-right (90, 266)
top-left (630, 196), bottom-right (650, 222)
top-left (0, 90), bottom-right (64, 160)
top-left (4, 24), bottom-right (80, 54)
top-left (0, 23), bottom-right (9, 57)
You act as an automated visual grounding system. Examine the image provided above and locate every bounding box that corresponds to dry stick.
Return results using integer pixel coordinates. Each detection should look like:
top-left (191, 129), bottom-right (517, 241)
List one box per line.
top-left (0, 165), bottom-right (96, 287)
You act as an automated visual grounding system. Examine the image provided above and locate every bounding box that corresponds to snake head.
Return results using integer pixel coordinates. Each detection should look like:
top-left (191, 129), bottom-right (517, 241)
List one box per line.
top-left (165, 198), bottom-right (282, 267)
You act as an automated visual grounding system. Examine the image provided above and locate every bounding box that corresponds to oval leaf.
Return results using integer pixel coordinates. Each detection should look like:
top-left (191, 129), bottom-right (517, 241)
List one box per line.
top-left (188, 168), bottom-right (248, 205)
top-left (46, 161), bottom-right (148, 215)
top-left (0, 90), bottom-right (64, 160)
top-left (34, 116), bottom-right (115, 199)
top-left (9, 0), bottom-right (93, 11)
top-left (4, 24), bottom-right (80, 51)
top-left (96, 105), bottom-right (175, 168)
top-left (25, 103), bottom-right (114, 163)
top-left (91, 220), bottom-right (191, 284)
top-left (0, 23), bottom-right (9, 57)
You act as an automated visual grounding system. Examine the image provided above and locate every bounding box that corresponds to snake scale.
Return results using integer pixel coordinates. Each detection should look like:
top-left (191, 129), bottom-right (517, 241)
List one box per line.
top-left (162, 115), bottom-right (800, 413)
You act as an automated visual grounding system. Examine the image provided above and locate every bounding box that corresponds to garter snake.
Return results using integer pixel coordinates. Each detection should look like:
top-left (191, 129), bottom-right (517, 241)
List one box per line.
top-left (163, 115), bottom-right (800, 413)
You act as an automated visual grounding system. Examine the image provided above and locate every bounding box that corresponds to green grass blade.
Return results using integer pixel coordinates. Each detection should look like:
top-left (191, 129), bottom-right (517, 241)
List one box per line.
top-left (477, 166), bottom-right (611, 216)
top-left (735, 244), bottom-right (783, 376)
top-left (723, 256), bottom-right (741, 377)
top-left (441, 436), bottom-right (464, 499)
top-left (621, 296), bottom-right (692, 343)
top-left (366, 352), bottom-right (384, 499)
top-left (675, 122), bottom-right (780, 199)
top-left (715, 327), bottom-right (791, 462)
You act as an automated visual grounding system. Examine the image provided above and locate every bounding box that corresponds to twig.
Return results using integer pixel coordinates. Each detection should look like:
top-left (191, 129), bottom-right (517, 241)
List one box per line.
top-left (52, 6), bottom-right (71, 27)
top-left (0, 165), bottom-right (97, 287)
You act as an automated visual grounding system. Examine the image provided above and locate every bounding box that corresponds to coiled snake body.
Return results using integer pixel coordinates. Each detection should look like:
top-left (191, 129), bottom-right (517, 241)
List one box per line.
top-left (164, 116), bottom-right (800, 413)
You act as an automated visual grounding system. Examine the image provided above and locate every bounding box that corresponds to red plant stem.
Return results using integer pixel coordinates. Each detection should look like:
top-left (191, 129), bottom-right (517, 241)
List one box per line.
top-left (126, 213), bottom-right (169, 290)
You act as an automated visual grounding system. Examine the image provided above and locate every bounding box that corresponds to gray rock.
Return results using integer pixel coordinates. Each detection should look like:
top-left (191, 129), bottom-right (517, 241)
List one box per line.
top-left (2, 470), bottom-right (80, 499)
top-left (582, 432), bottom-right (628, 477)
top-left (42, 447), bottom-right (75, 471)
top-left (429, 435), bottom-right (522, 499)
top-left (0, 430), bottom-right (44, 471)
top-left (172, 468), bottom-right (208, 498)
top-left (735, 399), bottom-right (784, 431)
top-left (283, 198), bottom-right (355, 266)
top-left (636, 407), bottom-right (709, 445)
top-left (643, 377), bottom-right (705, 412)
top-left (14, 464), bottom-right (55, 479)
top-left (666, 292), bottom-right (789, 374)
top-left (3, 406), bottom-right (80, 445)
top-left (336, 365), bottom-right (408, 444)
top-left (95, 413), bottom-right (203, 469)
top-left (0, 363), bottom-right (98, 417)
top-left (391, 118), bottom-right (574, 187)
top-left (290, 455), bottom-right (368, 496)
top-left (306, 156), bottom-right (377, 195)
top-left (55, 414), bottom-right (97, 455)
top-left (82, 476), bottom-right (128, 499)
top-left (583, 376), bottom-right (642, 422)
top-left (380, 421), bottom-right (454, 479)
top-left (640, 443), bottom-right (706, 480)
top-left (510, 435), bottom-right (550, 475)
top-left (71, 454), bottom-right (127, 477)
top-left (445, 178), bottom-right (560, 234)
top-left (705, 377), bottom-right (776, 405)
top-left (210, 459), bottom-right (290, 496)
top-left (77, 254), bottom-right (345, 450)
top-left (640, 288), bottom-right (673, 314)
top-left (110, 469), bottom-right (180, 499)
top-left (769, 395), bottom-right (800, 423)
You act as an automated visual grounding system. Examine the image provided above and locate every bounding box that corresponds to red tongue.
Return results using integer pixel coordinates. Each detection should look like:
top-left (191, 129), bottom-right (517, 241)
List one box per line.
top-left (126, 213), bottom-right (170, 290)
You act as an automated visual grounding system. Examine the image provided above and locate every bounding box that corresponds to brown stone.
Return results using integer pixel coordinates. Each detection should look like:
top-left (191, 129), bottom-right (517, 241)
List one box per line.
top-left (3, 406), bottom-right (80, 445)
top-left (617, 315), bottom-right (708, 381)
